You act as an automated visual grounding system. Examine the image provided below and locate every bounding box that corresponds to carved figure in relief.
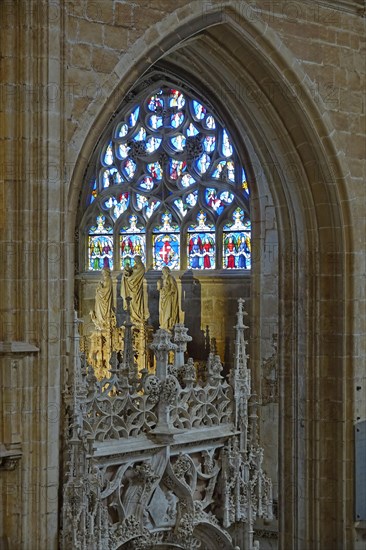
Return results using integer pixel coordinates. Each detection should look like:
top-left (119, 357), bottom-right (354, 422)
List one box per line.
top-left (90, 268), bottom-right (115, 330)
top-left (121, 255), bottom-right (149, 325)
top-left (157, 266), bottom-right (179, 331)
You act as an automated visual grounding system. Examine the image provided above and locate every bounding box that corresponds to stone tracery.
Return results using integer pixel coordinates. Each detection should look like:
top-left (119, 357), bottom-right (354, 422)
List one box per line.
top-left (62, 299), bottom-right (273, 549)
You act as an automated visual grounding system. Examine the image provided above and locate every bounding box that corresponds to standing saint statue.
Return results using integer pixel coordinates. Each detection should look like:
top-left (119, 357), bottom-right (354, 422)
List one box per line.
top-left (90, 268), bottom-right (115, 330)
top-left (157, 266), bottom-right (179, 331)
top-left (121, 255), bottom-right (149, 325)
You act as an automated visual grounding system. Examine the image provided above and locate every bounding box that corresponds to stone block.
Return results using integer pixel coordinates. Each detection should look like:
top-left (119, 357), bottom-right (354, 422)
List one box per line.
top-left (85, 0), bottom-right (114, 25)
top-left (103, 24), bottom-right (129, 52)
top-left (114, 2), bottom-right (134, 28)
top-left (78, 18), bottom-right (104, 46)
top-left (70, 43), bottom-right (92, 70)
top-left (91, 46), bottom-right (119, 74)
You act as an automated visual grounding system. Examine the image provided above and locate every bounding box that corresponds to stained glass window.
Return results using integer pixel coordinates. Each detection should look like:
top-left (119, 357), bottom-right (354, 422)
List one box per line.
top-left (88, 215), bottom-right (114, 271)
top-left (152, 212), bottom-right (180, 270)
top-left (222, 208), bottom-right (251, 270)
top-left (120, 214), bottom-right (146, 268)
top-left (81, 80), bottom-right (250, 272)
top-left (187, 211), bottom-right (215, 270)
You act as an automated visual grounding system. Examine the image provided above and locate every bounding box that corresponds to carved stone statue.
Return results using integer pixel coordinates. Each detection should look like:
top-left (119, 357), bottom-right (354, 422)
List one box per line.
top-left (121, 255), bottom-right (149, 325)
top-left (157, 266), bottom-right (179, 331)
top-left (90, 268), bottom-right (115, 330)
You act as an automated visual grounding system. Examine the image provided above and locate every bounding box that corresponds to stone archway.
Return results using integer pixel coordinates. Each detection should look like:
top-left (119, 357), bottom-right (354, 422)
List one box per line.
top-left (66, 4), bottom-right (352, 548)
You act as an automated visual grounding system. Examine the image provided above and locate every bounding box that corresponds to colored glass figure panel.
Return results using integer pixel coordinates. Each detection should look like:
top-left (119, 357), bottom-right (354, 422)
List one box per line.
top-left (117, 123), bottom-right (129, 137)
top-left (212, 160), bottom-right (235, 182)
top-left (128, 107), bottom-right (139, 127)
top-left (145, 200), bottom-right (161, 219)
top-left (181, 174), bottom-right (196, 188)
top-left (192, 100), bottom-right (206, 120)
top-left (147, 162), bottom-right (163, 180)
top-left (203, 135), bottom-right (216, 153)
top-left (196, 153), bottom-right (211, 175)
top-left (136, 193), bottom-right (148, 211)
top-left (170, 134), bottom-right (186, 151)
top-left (103, 142), bottom-right (113, 165)
top-left (88, 235), bottom-right (113, 271)
top-left (174, 190), bottom-right (197, 217)
top-left (153, 233), bottom-right (180, 270)
top-left (122, 159), bottom-right (136, 179)
top-left (148, 114), bottom-right (163, 130)
top-left (147, 93), bottom-right (163, 112)
top-left (169, 89), bottom-right (185, 108)
top-left (102, 168), bottom-right (122, 188)
top-left (138, 176), bottom-right (155, 190)
top-left (204, 115), bottom-right (216, 129)
top-left (118, 143), bottom-right (130, 159)
top-left (120, 234), bottom-right (146, 268)
top-left (223, 232), bottom-right (251, 269)
top-left (103, 193), bottom-right (129, 220)
top-left (222, 130), bottom-right (233, 157)
top-left (153, 212), bottom-right (179, 233)
top-left (188, 233), bottom-right (215, 270)
top-left (205, 188), bottom-right (234, 214)
top-left (170, 112), bottom-right (184, 128)
top-left (242, 168), bottom-right (250, 196)
top-left (186, 123), bottom-right (199, 136)
top-left (89, 215), bottom-right (113, 234)
top-left (133, 127), bottom-right (146, 141)
top-left (223, 208), bottom-right (251, 231)
top-left (169, 159), bottom-right (186, 180)
top-left (145, 137), bottom-right (161, 154)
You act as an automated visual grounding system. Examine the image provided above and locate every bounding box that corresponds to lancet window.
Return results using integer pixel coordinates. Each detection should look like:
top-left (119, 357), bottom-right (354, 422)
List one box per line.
top-left (80, 81), bottom-right (251, 272)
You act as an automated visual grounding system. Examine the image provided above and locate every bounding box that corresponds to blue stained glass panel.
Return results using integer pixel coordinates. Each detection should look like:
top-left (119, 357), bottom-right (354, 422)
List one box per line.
top-left (153, 234), bottom-right (180, 269)
top-left (145, 199), bottom-right (160, 218)
top-left (148, 114), bottom-right (163, 130)
top-left (145, 136), bottom-right (161, 153)
top-left (196, 153), bottom-right (211, 174)
top-left (186, 123), bottom-right (199, 136)
top-left (203, 135), bottom-right (216, 153)
top-left (169, 89), bottom-right (185, 108)
top-left (120, 234), bottom-right (146, 268)
top-left (147, 162), bottom-right (163, 180)
top-left (103, 193), bottom-right (129, 220)
top-left (181, 174), bottom-right (196, 188)
top-left (170, 134), bottom-right (186, 151)
top-left (133, 127), bottom-right (146, 141)
top-left (118, 144), bottom-right (130, 159)
top-left (122, 158), bottom-right (136, 179)
top-left (135, 193), bottom-right (148, 211)
top-left (169, 159), bottom-right (186, 180)
top-left (90, 180), bottom-right (98, 203)
top-left (188, 233), bottom-right (215, 270)
top-left (222, 129), bottom-right (233, 157)
top-left (88, 235), bottom-right (113, 270)
top-left (170, 112), bottom-right (184, 128)
top-left (204, 115), bottom-right (216, 129)
top-left (212, 160), bottom-right (235, 182)
top-left (117, 123), bottom-right (129, 137)
top-left (102, 168), bottom-right (122, 188)
top-left (103, 142), bottom-right (113, 165)
top-left (128, 107), bottom-right (139, 127)
top-left (147, 93), bottom-right (163, 112)
top-left (139, 176), bottom-right (155, 190)
top-left (192, 100), bottom-right (206, 120)
top-left (223, 232), bottom-right (251, 269)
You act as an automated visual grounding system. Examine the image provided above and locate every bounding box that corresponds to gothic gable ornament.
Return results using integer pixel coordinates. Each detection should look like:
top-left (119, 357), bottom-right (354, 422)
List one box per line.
top-left (62, 300), bottom-right (272, 549)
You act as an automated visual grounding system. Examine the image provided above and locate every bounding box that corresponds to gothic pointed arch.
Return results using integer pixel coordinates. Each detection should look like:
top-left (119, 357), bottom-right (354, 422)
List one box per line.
top-left (67, 4), bottom-right (353, 549)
